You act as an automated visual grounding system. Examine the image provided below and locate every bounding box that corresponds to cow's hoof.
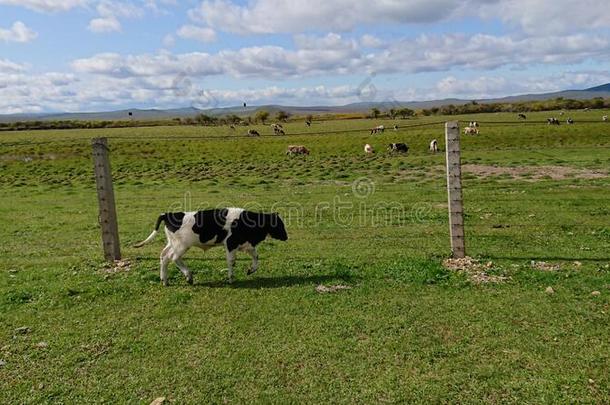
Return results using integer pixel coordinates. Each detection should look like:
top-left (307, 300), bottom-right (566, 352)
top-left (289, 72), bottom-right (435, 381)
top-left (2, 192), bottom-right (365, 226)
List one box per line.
top-left (162, 280), bottom-right (169, 287)
top-left (247, 267), bottom-right (258, 275)
top-left (186, 277), bottom-right (193, 285)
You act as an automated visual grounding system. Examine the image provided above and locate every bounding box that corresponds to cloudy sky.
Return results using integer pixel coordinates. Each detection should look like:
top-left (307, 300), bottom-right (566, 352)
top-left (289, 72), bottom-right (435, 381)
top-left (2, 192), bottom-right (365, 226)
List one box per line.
top-left (1, 0), bottom-right (610, 113)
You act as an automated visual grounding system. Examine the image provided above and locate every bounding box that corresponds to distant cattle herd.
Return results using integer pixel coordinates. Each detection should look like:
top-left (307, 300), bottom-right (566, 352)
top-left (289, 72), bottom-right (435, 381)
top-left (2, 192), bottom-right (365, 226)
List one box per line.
top-left (240, 113), bottom-right (608, 158)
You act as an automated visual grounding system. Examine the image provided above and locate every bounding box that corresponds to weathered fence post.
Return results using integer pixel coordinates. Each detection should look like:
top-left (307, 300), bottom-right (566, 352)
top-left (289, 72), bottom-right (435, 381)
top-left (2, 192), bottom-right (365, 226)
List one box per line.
top-left (445, 121), bottom-right (466, 258)
top-left (92, 137), bottom-right (121, 261)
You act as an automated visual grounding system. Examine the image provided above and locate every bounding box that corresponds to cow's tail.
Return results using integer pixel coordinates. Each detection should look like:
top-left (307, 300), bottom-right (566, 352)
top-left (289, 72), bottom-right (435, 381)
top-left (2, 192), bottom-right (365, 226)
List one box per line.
top-left (133, 214), bottom-right (165, 248)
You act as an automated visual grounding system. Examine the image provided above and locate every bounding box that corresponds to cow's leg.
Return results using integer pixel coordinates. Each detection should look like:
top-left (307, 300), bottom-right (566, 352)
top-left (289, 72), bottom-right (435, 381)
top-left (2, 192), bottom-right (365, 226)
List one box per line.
top-left (160, 243), bottom-right (172, 286)
top-left (244, 246), bottom-right (259, 275)
top-left (168, 246), bottom-right (191, 284)
top-left (174, 258), bottom-right (193, 285)
top-left (225, 248), bottom-right (237, 283)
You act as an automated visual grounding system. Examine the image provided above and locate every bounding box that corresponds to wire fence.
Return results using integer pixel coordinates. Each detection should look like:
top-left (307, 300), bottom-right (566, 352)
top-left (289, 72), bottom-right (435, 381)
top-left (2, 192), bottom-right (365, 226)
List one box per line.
top-left (2, 119), bottom-right (609, 263)
top-left (2, 118), bottom-right (610, 147)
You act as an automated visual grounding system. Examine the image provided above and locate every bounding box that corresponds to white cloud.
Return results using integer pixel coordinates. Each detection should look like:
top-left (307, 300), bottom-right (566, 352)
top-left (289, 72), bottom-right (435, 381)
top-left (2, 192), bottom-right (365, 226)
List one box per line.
top-left (188, 0), bottom-right (610, 37)
top-left (0, 58), bottom-right (28, 73)
top-left (162, 34), bottom-right (175, 47)
top-left (189, 0), bottom-right (467, 34)
top-left (88, 17), bottom-right (121, 32)
top-left (87, 1), bottom-right (146, 33)
top-left (478, 0), bottom-right (610, 35)
top-left (177, 25), bottom-right (217, 43)
top-left (360, 34), bottom-right (385, 49)
top-left (0, 21), bottom-right (38, 43)
top-left (72, 35), bottom-right (364, 78)
top-left (70, 32), bottom-right (610, 80)
top-left (0, 0), bottom-right (86, 12)
top-left (4, 61), bottom-right (610, 113)
top-left (435, 71), bottom-right (610, 99)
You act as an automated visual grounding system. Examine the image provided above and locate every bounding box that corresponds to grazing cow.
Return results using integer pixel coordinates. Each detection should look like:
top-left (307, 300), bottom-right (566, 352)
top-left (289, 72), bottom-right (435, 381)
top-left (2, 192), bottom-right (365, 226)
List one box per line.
top-left (566, 118), bottom-right (574, 125)
top-left (518, 113), bottom-right (527, 120)
top-left (603, 115), bottom-right (608, 122)
top-left (464, 126), bottom-right (479, 135)
top-left (134, 209), bottom-right (288, 285)
top-left (271, 123), bottom-right (285, 135)
top-left (547, 118), bottom-right (560, 125)
top-left (286, 145), bottom-right (310, 156)
top-left (393, 125), bottom-right (398, 131)
top-left (247, 129), bottom-right (260, 136)
top-left (388, 143), bottom-right (409, 153)
top-left (364, 144), bottom-right (374, 154)
top-left (429, 139), bottom-right (438, 153)
top-left (469, 121), bottom-right (479, 128)
top-left (371, 125), bottom-right (385, 134)
top-left (305, 120), bottom-right (312, 127)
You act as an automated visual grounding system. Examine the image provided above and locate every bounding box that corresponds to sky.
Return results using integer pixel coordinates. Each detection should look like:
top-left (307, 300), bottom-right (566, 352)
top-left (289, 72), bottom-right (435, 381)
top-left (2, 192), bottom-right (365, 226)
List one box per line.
top-left (1, 0), bottom-right (610, 113)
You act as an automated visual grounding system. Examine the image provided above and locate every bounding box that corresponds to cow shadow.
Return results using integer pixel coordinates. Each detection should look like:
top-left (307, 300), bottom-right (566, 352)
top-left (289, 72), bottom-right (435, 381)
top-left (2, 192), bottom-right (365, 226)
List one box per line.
top-left (194, 273), bottom-right (357, 289)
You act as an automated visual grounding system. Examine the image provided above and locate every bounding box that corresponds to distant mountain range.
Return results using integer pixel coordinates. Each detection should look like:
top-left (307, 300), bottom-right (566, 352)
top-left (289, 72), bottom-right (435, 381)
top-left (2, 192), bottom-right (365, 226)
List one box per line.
top-left (2, 84), bottom-right (609, 123)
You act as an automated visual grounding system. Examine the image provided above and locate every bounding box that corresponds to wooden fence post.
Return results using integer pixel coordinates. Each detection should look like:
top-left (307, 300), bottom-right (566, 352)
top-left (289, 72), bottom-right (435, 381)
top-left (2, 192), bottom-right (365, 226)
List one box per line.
top-left (92, 137), bottom-right (121, 261)
top-left (445, 121), bottom-right (466, 258)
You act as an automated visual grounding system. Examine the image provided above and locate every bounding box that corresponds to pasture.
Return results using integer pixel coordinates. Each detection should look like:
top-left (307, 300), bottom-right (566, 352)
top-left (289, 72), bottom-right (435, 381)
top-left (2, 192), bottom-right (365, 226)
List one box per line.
top-left (1, 111), bottom-right (609, 403)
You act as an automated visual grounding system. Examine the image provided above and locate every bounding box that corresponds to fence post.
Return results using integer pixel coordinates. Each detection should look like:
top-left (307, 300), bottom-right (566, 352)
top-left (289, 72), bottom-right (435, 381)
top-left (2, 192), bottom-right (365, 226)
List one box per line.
top-left (445, 121), bottom-right (466, 258)
top-left (92, 137), bottom-right (121, 261)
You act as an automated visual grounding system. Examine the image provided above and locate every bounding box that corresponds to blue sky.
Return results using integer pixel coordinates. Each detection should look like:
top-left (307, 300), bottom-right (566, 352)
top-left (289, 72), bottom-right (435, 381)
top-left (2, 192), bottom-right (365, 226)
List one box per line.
top-left (1, 0), bottom-right (609, 113)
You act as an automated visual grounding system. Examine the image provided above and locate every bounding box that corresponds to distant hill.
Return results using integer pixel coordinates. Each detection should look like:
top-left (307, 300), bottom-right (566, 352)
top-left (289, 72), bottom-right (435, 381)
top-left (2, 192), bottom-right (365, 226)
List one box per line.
top-left (585, 83), bottom-right (610, 92)
top-left (2, 83), bottom-right (609, 123)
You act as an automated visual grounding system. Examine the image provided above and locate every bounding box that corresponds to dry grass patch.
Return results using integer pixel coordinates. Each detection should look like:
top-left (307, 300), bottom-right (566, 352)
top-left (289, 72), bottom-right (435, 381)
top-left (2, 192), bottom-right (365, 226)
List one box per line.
top-left (462, 164), bottom-right (608, 181)
top-left (443, 256), bottom-right (509, 284)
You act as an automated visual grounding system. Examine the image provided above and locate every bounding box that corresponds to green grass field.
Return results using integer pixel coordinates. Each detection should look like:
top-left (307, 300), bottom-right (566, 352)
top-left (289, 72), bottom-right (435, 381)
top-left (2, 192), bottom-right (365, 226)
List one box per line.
top-left (1, 111), bottom-right (609, 403)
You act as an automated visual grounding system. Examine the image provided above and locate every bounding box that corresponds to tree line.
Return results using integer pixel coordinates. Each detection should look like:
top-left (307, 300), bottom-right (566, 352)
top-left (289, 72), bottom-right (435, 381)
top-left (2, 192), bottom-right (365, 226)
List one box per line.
top-left (1, 97), bottom-right (607, 131)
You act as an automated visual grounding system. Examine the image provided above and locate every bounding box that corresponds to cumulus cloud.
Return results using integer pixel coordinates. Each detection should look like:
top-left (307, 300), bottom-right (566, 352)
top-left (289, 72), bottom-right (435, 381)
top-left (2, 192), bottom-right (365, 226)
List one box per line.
top-left (360, 34), bottom-right (385, 49)
top-left (87, 0), bottom-right (145, 33)
top-left (0, 21), bottom-right (38, 43)
top-left (435, 71), bottom-right (610, 99)
top-left (188, 0), bottom-right (468, 34)
top-left (0, 58), bottom-right (28, 74)
top-left (72, 34), bottom-right (364, 78)
top-left (70, 32), bottom-right (610, 80)
top-left (0, 69), bottom-right (79, 113)
top-left (5, 67), bottom-right (610, 114)
top-left (0, 0), bottom-right (85, 12)
top-left (88, 17), bottom-right (121, 33)
top-left (186, 0), bottom-right (610, 36)
top-left (177, 25), bottom-right (217, 43)
top-left (478, 0), bottom-right (610, 35)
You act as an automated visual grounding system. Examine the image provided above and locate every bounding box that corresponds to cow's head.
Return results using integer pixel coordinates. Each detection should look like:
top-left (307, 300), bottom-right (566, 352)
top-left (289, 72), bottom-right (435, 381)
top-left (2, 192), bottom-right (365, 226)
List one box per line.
top-left (267, 213), bottom-right (288, 241)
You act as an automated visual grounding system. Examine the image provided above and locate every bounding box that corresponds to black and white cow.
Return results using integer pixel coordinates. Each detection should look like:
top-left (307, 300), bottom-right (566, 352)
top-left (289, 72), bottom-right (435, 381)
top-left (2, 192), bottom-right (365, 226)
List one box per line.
top-left (134, 208), bottom-right (288, 286)
top-left (388, 143), bottom-right (409, 153)
top-left (518, 113), bottom-right (527, 120)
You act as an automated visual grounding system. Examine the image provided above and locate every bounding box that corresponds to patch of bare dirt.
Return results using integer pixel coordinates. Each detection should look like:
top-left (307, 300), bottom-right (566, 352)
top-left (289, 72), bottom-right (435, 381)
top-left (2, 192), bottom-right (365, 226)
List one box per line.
top-left (443, 256), bottom-right (509, 284)
top-left (315, 284), bottom-right (352, 293)
top-left (531, 261), bottom-right (561, 272)
top-left (102, 259), bottom-right (132, 274)
top-left (462, 164), bottom-right (608, 181)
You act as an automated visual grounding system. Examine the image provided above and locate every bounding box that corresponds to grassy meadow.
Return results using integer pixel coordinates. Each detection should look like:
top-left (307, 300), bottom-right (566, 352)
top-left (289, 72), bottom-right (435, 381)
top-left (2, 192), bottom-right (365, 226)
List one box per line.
top-left (1, 111), bottom-right (609, 403)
